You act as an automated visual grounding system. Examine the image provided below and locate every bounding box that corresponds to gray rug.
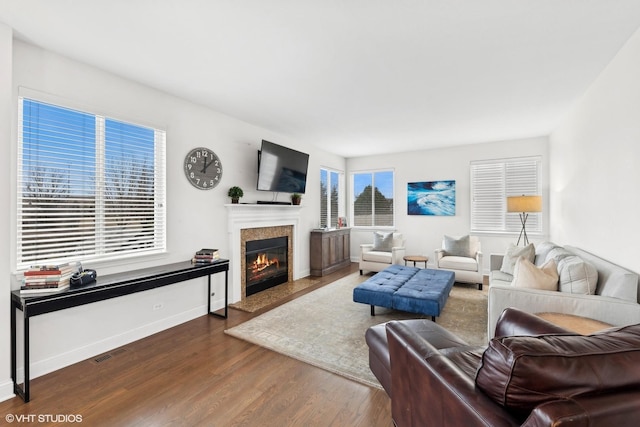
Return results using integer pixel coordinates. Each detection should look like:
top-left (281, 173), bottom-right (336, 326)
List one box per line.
top-left (225, 272), bottom-right (488, 389)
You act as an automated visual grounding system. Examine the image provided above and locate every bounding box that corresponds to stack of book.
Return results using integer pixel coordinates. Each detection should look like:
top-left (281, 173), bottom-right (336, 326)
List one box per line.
top-left (191, 248), bottom-right (220, 264)
top-left (20, 261), bottom-right (81, 294)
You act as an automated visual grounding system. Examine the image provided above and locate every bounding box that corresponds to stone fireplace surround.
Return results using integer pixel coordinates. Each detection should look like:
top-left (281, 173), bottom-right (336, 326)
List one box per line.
top-left (226, 204), bottom-right (303, 303)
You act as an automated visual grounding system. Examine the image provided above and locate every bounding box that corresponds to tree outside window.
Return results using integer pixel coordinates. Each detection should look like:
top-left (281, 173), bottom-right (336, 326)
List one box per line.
top-left (352, 171), bottom-right (394, 227)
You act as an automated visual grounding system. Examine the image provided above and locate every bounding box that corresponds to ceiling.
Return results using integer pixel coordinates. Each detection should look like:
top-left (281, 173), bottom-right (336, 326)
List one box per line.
top-left (2, 1), bottom-right (640, 158)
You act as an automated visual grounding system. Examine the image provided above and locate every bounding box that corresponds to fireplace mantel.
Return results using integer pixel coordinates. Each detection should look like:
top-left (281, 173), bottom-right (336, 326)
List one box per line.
top-left (225, 204), bottom-right (303, 302)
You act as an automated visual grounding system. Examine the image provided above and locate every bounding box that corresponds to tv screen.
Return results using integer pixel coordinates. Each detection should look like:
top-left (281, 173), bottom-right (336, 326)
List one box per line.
top-left (257, 140), bottom-right (309, 194)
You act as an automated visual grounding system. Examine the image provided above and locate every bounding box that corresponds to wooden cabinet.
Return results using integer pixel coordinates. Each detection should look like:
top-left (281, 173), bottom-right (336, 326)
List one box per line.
top-left (310, 228), bottom-right (351, 276)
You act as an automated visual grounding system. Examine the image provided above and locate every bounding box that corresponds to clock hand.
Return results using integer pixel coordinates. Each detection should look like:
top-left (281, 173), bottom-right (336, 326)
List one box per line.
top-left (200, 158), bottom-right (211, 174)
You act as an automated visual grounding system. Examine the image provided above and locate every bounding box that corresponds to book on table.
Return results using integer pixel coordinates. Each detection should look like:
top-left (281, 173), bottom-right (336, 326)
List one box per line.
top-left (192, 248), bottom-right (220, 264)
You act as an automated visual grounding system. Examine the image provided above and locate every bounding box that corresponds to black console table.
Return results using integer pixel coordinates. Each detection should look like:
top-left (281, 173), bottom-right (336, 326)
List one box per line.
top-left (10, 259), bottom-right (229, 402)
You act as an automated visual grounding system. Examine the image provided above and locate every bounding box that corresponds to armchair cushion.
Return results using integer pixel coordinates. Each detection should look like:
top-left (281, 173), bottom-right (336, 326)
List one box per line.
top-left (443, 234), bottom-right (472, 257)
top-left (476, 323), bottom-right (640, 418)
top-left (500, 243), bottom-right (534, 275)
top-left (438, 256), bottom-right (478, 272)
top-left (372, 231), bottom-right (394, 252)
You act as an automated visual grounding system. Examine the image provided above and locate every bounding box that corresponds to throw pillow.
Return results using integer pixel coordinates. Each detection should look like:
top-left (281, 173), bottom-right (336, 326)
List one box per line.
top-left (557, 255), bottom-right (598, 295)
top-left (443, 235), bottom-right (472, 258)
top-left (534, 241), bottom-right (561, 267)
top-left (475, 324), bottom-right (640, 417)
top-left (372, 231), bottom-right (393, 252)
top-left (500, 243), bottom-right (535, 275)
top-left (512, 257), bottom-right (558, 291)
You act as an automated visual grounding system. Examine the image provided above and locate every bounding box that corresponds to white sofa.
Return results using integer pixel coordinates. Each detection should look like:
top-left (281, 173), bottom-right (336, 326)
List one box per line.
top-left (359, 232), bottom-right (406, 275)
top-left (488, 243), bottom-right (640, 338)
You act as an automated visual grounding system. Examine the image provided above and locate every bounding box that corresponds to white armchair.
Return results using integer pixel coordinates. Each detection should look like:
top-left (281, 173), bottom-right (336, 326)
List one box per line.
top-left (435, 235), bottom-right (483, 289)
top-left (359, 232), bottom-right (406, 275)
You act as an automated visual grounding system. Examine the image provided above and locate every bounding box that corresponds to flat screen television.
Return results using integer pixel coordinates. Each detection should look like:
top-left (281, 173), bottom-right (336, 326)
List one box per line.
top-left (257, 140), bottom-right (310, 194)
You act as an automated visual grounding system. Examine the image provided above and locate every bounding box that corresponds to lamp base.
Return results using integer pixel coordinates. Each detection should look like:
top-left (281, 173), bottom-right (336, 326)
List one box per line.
top-left (516, 212), bottom-right (530, 246)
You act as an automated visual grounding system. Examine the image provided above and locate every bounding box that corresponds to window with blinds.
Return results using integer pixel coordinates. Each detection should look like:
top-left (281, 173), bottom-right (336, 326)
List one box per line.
top-left (320, 168), bottom-right (341, 228)
top-left (470, 157), bottom-right (541, 234)
top-left (352, 170), bottom-right (394, 227)
top-left (17, 98), bottom-right (166, 268)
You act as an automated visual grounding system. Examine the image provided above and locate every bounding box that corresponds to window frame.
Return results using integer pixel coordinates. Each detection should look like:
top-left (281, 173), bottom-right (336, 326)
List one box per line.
top-left (320, 167), bottom-right (344, 228)
top-left (470, 156), bottom-right (542, 235)
top-left (16, 95), bottom-right (167, 270)
top-left (350, 169), bottom-right (395, 229)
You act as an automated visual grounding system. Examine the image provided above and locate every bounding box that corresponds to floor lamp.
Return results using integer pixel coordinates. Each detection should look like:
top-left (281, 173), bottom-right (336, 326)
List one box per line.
top-left (507, 195), bottom-right (542, 246)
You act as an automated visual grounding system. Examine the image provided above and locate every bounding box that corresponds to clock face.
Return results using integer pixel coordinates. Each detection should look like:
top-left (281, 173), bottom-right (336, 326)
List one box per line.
top-left (183, 147), bottom-right (223, 190)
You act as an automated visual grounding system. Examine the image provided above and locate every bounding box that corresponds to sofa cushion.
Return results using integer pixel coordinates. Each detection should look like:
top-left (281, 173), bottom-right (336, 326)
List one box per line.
top-left (443, 235), bottom-right (471, 258)
top-left (362, 250), bottom-right (392, 264)
top-left (490, 270), bottom-right (513, 285)
top-left (534, 241), bottom-right (561, 266)
top-left (557, 255), bottom-right (598, 295)
top-left (439, 255), bottom-right (478, 272)
top-left (475, 324), bottom-right (640, 417)
top-left (512, 257), bottom-right (558, 291)
top-left (545, 246), bottom-right (573, 264)
top-left (372, 231), bottom-right (394, 252)
top-left (500, 243), bottom-right (534, 275)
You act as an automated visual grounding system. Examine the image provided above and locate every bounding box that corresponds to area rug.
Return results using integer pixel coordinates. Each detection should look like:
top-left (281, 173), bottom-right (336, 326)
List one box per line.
top-left (225, 272), bottom-right (488, 389)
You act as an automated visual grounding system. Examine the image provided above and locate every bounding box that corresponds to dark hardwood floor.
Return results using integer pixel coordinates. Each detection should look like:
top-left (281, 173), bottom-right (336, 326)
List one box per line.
top-left (1, 263), bottom-right (392, 426)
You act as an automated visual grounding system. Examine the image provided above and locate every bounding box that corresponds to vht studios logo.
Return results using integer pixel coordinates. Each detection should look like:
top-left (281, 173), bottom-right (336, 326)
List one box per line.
top-left (6, 413), bottom-right (83, 423)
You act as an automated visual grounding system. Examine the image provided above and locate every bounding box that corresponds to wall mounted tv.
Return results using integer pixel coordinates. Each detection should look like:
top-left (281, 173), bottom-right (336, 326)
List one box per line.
top-left (257, 140), bottom-right (310, 194)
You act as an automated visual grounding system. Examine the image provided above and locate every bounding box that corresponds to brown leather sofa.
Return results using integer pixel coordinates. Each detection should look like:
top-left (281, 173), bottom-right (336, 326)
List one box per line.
top-left (366, 308), bottom-right (640, 426)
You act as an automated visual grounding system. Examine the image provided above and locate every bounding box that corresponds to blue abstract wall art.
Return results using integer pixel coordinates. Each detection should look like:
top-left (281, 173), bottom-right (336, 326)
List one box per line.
top-left (407, 180), bottom-right (455, 216)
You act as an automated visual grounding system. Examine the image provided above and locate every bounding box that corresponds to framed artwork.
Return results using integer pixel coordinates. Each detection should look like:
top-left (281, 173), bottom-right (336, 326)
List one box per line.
top-left (407, 180), bottom-right (455, 216)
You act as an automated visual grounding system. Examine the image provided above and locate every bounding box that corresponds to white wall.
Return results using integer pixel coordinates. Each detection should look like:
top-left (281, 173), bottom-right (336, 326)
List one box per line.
top-left (0, 38), bottom-right (344, 399)
top-left (347, 136), bottom-right (550, 274)
top-left (550, 26), bottom-right (640, 274)
top-left (0, 23), bottom-right (14, 402)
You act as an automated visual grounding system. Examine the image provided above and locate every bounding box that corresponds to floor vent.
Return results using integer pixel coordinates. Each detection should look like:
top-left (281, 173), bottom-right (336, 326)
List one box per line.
top-left (92, 348), bottom-right (127, 364)
top-left (93, 354), bottom-right (112, 363)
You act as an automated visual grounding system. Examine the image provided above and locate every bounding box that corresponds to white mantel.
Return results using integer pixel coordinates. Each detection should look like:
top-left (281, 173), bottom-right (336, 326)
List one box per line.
top-left (225, 204), bottom-right (304, 302)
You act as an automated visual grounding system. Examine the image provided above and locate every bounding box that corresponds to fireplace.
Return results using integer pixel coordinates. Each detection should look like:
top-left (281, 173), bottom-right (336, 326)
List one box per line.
top-left (245, 236), bottom-right (288, 296)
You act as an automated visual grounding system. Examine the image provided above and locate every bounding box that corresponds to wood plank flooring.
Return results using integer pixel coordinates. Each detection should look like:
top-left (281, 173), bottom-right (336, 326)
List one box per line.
top-left (1, 263), bottom-right (392, 426)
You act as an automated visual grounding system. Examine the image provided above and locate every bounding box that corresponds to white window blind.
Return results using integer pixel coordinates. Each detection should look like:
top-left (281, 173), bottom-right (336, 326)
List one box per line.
top-left (17, 98), bottom-right (166, 268)
top-left (470, 157), bottom-right (541, 233)
top-left (320, 168), bottom-right (341, 228)
top-left (352, 170), bottom-right (394, 227)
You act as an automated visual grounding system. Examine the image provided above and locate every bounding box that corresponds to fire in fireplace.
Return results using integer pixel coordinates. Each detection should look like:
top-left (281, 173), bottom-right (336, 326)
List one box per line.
top-left (245, 236), bottom-right (288, 296)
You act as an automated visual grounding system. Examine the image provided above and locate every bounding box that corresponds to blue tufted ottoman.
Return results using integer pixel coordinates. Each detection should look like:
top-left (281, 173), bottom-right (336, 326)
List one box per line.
top-left (353, 265), bottom-right (455, 321)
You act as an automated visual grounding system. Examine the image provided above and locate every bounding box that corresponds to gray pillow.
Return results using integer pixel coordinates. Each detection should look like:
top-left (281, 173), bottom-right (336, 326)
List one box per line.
top-left (534, 241), bottom-right (561, 267)
top-left (500, 243), bottom-right (535, 275)
top-left (443, 235), bottom-right (471, 258)
top-left (372, 231), bottom-right (393, 252)
top-left (557, 255), bottom-right (598, 295)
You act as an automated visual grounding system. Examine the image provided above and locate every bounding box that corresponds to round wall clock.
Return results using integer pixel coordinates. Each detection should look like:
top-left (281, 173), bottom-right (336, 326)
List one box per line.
top-left (183, 147), bottom-right (223, 190)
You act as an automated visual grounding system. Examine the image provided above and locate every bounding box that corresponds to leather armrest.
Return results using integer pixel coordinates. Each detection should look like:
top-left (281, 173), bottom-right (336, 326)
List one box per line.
top-left (386, 321), bottom-right (520, 427)
top-left (494, 308), bottom-right (571, 338)
top-left (522, 390), bottom-right (640, 427)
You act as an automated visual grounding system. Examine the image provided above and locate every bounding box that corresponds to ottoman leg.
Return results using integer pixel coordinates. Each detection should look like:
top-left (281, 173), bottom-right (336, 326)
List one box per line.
top-left (371, 305), bottom-right (375, 316)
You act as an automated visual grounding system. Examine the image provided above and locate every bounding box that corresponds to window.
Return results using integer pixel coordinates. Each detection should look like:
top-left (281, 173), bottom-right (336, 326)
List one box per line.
top-left (351, 170), bottom-right (394, 227)
top-left (470, 156), bottom-right (541, 234)
top-left (17, 97), bottom-right (166, 268)
top-left (320, 168), bottom-right (342, 228)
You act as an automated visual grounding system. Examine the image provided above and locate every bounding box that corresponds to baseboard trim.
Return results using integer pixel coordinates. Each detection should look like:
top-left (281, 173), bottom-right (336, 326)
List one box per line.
top-left (0, 379), bottom-right (15, 403)
top-left (15, 304), bottom-right (212, 382)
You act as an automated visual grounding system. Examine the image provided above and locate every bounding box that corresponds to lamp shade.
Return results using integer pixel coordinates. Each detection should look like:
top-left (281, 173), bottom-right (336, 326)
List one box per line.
top-left (507, 195), bottom-right (542, 213)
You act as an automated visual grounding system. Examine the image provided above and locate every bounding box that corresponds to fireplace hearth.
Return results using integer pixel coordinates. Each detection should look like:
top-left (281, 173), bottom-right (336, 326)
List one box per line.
top-left (245, 236), bottom-right (288, 296)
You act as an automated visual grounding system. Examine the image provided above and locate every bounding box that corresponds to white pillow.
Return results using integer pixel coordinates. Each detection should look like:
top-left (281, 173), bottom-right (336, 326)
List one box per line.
top-left (443, 235), bottom-right (472, 258)
top-left (512, 257), bottom-right (559, 291)
top-left (557, 255), bottom-right (598, 295)
top-left (500, 243), bottom-right (535, 275)
top-left (372, 231), bottom-right (393, 252)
